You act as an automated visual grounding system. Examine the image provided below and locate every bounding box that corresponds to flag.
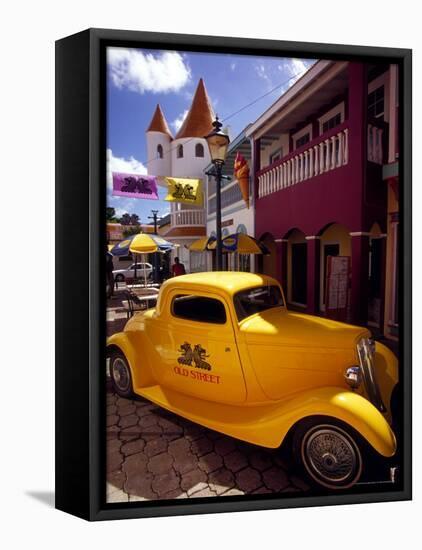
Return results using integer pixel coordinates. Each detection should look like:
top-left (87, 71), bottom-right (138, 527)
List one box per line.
top-left (112, 172), bottom-right (159, 200)
top-left (164, 177), bottom-right (203, 206)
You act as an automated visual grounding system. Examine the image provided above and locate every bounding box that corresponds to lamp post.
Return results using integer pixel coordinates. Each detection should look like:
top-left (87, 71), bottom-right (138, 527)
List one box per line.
top-left (204, 116), bottom-right (230, 271)
top-left (148, 209), bottom-right (160, 283)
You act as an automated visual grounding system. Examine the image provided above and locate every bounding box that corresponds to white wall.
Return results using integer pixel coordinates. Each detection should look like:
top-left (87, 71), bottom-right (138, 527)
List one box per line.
top-left (261, 133), bottom-right (289, 167)
top-left (146, 130), bottom-right (172, 177)
top-left (170, 137), bottom-right (211, 178)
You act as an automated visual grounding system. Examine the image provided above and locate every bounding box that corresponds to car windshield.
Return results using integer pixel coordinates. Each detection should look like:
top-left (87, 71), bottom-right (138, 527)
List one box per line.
top-left (234, 285), bottom-right (284, 321)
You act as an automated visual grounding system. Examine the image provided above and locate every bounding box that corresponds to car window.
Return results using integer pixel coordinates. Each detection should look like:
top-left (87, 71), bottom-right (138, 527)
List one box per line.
top-left (234, 285), bottom-right (284, 321)
top-left (172, 294), bottom-right (227, 324)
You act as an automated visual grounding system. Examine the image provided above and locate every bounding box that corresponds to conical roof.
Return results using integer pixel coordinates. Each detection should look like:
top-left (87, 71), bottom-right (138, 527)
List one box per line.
top-left (146, 104), bottom-right (173, 139)
top-left (175, 78), bottom-right (215, 139)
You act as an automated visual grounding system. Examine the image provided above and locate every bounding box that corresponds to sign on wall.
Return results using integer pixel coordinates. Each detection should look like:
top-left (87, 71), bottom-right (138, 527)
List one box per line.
top-left (325, 255), bottom-right (351, 321)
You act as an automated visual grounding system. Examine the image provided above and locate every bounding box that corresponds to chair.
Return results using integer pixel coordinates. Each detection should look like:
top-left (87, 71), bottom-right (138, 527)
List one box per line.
top-left (123, 289), bottom-right (145, 319)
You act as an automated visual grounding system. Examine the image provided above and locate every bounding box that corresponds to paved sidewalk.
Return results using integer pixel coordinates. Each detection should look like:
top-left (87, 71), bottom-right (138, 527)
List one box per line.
top-left (106, 388), bottom-right (309, 502)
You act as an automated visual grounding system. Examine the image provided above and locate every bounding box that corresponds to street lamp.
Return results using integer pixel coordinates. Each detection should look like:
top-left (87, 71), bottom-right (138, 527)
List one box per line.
top-left (148, 209), bottom-right (160, 283)
top-left (204, 116), bottom-right (230, 271)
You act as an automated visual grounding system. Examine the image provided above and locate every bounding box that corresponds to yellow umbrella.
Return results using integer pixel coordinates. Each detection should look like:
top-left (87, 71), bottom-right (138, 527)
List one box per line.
top-left (129, 233), bottom-right (159, 254)
top-left (129, 233), bottom-right (173, 285)
top-left (189, 236), bottom-right (216, 252)
top-left (222, 233), bottom-right (269, 254)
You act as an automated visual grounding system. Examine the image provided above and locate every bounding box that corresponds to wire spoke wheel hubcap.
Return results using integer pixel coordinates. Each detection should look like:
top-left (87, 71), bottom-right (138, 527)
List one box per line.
top-left (302, 425), bottom-right (362, 489)
top-left (111, 357), bottom-right (130, 392)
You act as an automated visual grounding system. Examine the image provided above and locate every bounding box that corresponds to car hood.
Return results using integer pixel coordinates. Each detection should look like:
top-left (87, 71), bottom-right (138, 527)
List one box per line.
top-left (239, 307), bottom-right (369, 349)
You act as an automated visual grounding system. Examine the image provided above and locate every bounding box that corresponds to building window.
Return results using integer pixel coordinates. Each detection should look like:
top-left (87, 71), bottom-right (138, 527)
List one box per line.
top-left (368, 85), bottom-right (385, 118)
top-left (269, 148), bottom-right (283, 164)
top-left (177, 144), bottom-right (184, 158)
top-left (295, 133), bottom-right (310, 149)
top-left (195, 143), bottom-right (204, 157)
top-left (322, 113), bottom-right (341, 133)
top-left (157, 144), bottom-right (163, 158)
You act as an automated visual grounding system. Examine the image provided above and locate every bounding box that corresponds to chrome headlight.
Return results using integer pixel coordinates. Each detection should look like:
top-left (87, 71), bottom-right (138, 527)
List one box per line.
top-left (356, 337), bottom-right (386, 412)
top-left (344, 366), bottom-right (362, 389)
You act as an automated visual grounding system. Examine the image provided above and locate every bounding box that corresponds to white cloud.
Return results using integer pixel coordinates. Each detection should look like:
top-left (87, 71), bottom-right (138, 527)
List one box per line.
top-left (254, 63), bottom-right (273, 91)
top-left (113, 205), bottom-right (132, 217)
top-left (107, 148), bottom-right (147, 190)
top-left (171, 109), bottom-right (189, 132)
top-left (230, 62), bottom-right (237, 71)
top-left (278, 58), bottom-right (314, 86)
top-left (107, 48), bottom-right (191, 94)
top-left (158, 207), bottom-right (171, 217)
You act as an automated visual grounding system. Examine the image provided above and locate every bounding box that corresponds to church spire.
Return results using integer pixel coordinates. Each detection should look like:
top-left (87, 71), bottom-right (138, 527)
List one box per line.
top-left (175, 78), bottom-right (215, 139)
top-left (146, 104), bottom-right (173, 139)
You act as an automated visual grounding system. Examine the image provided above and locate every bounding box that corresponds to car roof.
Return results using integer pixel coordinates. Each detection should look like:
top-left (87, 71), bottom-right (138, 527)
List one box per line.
top-left (161, 272), bottom-right (279, 297)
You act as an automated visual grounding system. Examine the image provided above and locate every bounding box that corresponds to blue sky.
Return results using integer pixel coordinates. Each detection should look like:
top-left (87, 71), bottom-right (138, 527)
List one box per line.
top-left (106, 47), bottom-right (316, 223)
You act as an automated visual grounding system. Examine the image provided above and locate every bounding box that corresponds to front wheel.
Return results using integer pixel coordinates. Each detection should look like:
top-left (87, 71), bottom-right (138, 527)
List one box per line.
top-left (293, 419), bottom-right (363, 490)
top-left (115, 274), bottom-right (125, 283)
top-left (109, 351), bottom-right (133, 398)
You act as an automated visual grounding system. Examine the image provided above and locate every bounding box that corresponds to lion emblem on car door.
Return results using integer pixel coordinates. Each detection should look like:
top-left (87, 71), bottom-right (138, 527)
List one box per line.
top-left (177, 342), bottom-right (212, 371)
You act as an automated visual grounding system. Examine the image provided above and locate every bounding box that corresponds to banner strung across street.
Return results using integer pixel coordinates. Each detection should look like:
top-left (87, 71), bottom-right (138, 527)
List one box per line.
top-left (164, 177), bottom-right (203, 206)
top-left (112, 172), bottom-right (159, 200)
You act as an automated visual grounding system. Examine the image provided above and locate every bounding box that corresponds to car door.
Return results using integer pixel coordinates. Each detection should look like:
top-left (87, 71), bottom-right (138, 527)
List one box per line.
top-left (151, 289), bottom-right (247, 404)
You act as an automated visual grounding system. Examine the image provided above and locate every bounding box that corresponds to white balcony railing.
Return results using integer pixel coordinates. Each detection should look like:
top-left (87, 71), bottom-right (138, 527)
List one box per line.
top-left (258, 126), bottom-right (349, 198)
top-left (171, 209), bottom-right (206, 227)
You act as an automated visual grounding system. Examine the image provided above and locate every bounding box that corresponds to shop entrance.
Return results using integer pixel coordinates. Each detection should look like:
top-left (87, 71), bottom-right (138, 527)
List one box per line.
top-left (291, 242), bottom-right (307, 305)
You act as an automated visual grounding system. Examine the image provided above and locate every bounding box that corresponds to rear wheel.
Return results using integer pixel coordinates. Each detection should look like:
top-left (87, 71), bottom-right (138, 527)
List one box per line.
top-left (109, 351), bottom-right (133, 398)
top-left (293, 418), bottom-right (363, 490)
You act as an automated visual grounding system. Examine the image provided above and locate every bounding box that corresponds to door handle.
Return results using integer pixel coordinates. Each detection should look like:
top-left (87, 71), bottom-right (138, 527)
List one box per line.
top-left (225, 347), bottom-right (231, 352)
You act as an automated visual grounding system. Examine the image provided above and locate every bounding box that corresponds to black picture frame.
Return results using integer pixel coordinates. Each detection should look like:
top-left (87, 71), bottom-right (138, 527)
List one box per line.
top-left (55, 28), bottom-right (412, 521)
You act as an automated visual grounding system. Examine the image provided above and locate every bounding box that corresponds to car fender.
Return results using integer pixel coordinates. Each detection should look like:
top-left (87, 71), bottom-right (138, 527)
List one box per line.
top-left (374, 341), bottom-right (399, 423)
top-left (107, 331), bottom-right (156, 388)
top-left (273, 386), bottom-right (396, 457)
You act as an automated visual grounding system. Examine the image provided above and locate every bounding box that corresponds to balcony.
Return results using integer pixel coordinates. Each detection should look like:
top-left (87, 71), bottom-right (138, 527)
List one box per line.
top-left (208, 180), bottom-right (244, 215)
top-left (257, 121), bottom-right (388, 199)
top-left (170, 209), bottom-right (205, 227)
top-left (257, 123), bottom-right (349, 199)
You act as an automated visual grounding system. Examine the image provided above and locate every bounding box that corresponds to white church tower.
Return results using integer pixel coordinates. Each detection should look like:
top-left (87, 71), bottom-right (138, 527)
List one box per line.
top-left (146, 78), bottom-right (215, 272)
top-left (146, 103), bottom-right (173, 177)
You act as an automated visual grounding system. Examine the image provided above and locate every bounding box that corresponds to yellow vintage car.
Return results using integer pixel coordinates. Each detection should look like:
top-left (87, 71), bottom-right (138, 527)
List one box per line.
top-left (107, 272), bottom-right (398, 490)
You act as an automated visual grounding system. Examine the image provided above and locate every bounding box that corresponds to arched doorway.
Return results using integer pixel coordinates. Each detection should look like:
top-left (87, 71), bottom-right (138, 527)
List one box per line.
top-left (286, 229), bottom-right (307, 307)
top-left (319, 223), bottom-right (351, 312)
top-left (258, 233), bottom-right (277, 278)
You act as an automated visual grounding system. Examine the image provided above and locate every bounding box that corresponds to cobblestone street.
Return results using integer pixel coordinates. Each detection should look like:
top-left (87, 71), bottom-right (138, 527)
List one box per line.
top-left (106, 386), bottom-right (309, 502)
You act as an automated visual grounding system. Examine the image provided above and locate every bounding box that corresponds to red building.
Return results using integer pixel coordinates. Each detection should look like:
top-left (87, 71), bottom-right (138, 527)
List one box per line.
top-left (247, 60), bottom-right (397, 333)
